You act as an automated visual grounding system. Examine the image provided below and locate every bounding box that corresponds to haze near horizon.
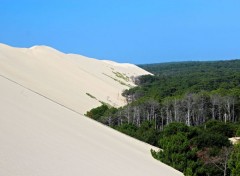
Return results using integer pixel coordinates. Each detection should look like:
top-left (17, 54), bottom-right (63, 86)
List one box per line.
top-left (0, 0), bottom-right (240, 64)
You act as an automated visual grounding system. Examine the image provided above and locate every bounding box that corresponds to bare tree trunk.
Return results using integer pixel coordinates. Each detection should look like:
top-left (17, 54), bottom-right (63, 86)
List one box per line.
top-left (173, 99), bottom-right (179, 122)
top-left (210, 95), bottom-right (218, 120)
top-left (161, 108), bottom-right (164, 131)
top-left (232, 99), bottom-right (235, 122)
top-left (185, 93), bottom-right (194, 126)
top-left (187, 108), bottom-right (191, 126)
top-left (166, 107), bottom-right (169, 125)
top-left (136, 106), bottom-right (141, 127)
top-left (126, 106), bottom-right (130, 124)
top-left (224, 113), bottom-right (227, 124)
top-left (218, 101), bottom-right (222, 121)
top-left (147, 111), bottom-right (150, 121)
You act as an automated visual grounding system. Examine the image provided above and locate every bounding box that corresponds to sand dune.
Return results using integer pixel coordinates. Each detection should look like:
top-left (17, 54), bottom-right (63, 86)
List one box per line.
top-left (0, 43), bottom-right (150, 114)
top-left (0, 75), bottom-right (182, 176)
top-left (0, 43), bottom-right (183, 175)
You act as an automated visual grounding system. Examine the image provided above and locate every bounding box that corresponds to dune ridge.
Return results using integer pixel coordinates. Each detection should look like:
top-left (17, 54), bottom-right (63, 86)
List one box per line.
top-left (0, 43), bottom-right (150, 114)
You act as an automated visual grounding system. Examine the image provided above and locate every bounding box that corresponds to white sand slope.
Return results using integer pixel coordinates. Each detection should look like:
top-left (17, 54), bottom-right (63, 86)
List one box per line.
top-left (0, 43), bottom-right (183, 175)
top-left (0, 76), bottom-right (183, 176)
top-left (0, 43), bottom-right (151, 114)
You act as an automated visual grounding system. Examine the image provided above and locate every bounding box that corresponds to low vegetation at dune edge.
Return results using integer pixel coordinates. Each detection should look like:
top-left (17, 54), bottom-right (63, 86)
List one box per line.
top-left (102, 73), bottom-right (132, 87)
top-left (86, 60), bottom-right (240, 176)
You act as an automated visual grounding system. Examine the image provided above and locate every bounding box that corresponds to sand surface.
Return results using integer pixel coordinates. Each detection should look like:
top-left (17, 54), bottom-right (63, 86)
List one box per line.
top-left (0, 43), bottom-right (183, 175)
top-left (0, 76), bottom-right (183, 176)
top-left (0, 43), bottom-right (150, 114)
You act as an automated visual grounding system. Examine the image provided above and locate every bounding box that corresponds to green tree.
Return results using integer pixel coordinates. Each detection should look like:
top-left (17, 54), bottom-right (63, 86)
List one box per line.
top-left (205, 120), bottom-right (236, 137)
top-left (228, 143), bottom-right (240, 176)
top-left (85, 104), bottom-right (109, 120)
top-left (152, 123), bottom-right (200, 174)
top-left (236, 126), bottom-right (240, 136)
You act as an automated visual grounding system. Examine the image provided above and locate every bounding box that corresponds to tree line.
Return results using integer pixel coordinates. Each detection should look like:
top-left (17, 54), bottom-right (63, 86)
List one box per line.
top-left (85, 59), bottom-right (240, 175)
top-left (87, 90), bottom-right (239, 130)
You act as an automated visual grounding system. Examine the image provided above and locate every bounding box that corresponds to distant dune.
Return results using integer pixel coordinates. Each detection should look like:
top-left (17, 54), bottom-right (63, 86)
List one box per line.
top-left (0, 43), bottom-right (183, 175)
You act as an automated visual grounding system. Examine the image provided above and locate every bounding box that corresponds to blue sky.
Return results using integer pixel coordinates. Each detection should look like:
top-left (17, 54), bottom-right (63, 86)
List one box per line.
top-left (0, 0), bottom-right (240, 64)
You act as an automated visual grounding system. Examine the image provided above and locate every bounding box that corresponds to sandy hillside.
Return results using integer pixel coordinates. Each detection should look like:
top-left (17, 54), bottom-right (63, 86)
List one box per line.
top-left (0, 43), bottom-right (183, 175)
top-left (0, 43), bottom-right (150, 114)
top-left (0, 75), bottom-right (183, 176)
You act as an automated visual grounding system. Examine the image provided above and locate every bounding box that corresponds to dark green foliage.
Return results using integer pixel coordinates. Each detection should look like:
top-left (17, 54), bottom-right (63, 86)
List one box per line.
top-left (152, 122), bottom-right (233, 175)
top-left (160, 123), bottom-right (190, 137)
top-left (115, 123), bottom-right (138, 138)
top-left (135, 121), bottom-right (159, 146)
top-left (85, 104), bottom-right (109, 120)
top-left (139, 60), bottom-right (240, 78)
top-left (116, 121), bottom-right (159, 146)
top-left (236, 127), bottom-right (240, 136)
top-left (86, 60), bottom-right (240, 175)
top-left (204, 120), bottom-right (236, 137)
top-left (228, 143), bottom-right (240, 176)
top-left (134, 60), bottom-right (240, 99)
top-left (85, 104), bottom-right (117, 122)
top-left (191, 132), bottom-right (230, 148)
top-left (152, 123), bottom-right (202, 175)
top-left (157, 134), bottom-right (190, 171)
